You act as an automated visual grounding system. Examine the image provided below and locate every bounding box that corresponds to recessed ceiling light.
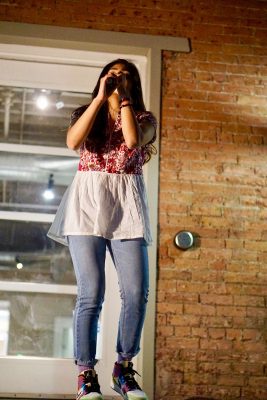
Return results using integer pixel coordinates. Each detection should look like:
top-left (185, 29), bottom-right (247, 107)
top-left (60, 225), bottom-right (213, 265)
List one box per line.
top-left (36, 94), bottom-right (49, 110)
top-left (43, 174), bottom-right (55, 200)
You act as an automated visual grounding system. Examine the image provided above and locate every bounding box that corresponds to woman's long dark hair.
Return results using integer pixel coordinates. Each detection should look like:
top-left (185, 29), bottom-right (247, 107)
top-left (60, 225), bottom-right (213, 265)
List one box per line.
top-left (71, 59), bottom-right (156, 162)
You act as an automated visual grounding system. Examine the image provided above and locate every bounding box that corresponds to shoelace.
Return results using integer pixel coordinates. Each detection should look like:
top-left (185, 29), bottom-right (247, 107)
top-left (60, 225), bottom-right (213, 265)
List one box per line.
top-left (120, 363), bottom-right (141, 391)
top-left (79, 371), bottom-right (101, 394)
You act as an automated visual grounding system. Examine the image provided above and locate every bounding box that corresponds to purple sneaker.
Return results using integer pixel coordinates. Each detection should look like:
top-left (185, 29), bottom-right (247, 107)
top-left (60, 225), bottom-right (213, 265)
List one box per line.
top-left (111, 361), bottom-right (148, 399)
top-left (76, 369), bottom-right (103, 400)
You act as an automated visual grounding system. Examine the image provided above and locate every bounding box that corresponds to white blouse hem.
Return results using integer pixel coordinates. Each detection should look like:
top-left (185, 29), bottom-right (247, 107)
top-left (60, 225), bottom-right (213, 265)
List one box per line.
top-left (47, 170), bottom-right (152, 246)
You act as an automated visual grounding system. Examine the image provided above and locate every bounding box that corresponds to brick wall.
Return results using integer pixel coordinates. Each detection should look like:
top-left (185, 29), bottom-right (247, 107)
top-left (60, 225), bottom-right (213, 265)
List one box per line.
top-left (157, 3), bottom-right (267, 399)
top-left (1, 1), bottom-right (267, 399)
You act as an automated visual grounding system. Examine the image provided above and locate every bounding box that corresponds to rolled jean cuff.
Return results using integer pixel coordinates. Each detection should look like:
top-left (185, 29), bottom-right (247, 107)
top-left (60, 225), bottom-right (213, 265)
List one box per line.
top-left (75, 358), bottom-right (98, 367)
top-left (117, 351), bottom-right (139, 361)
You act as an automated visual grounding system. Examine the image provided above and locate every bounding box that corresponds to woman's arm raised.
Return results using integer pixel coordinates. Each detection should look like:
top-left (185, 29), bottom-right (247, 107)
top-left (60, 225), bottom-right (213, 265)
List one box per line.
top-left (66, 97), bottom-right (104, 150)
top-left (118, 74), bottom-right (155, 149)
top-left (66, 75), bottom-right (112, 150)
top-left (120, 105), bottom-right (155, 149)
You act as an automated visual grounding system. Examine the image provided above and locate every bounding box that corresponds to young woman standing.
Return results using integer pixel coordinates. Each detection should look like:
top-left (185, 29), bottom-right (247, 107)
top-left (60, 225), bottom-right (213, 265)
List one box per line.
top-left (48, 59), bottom-right (157, 400)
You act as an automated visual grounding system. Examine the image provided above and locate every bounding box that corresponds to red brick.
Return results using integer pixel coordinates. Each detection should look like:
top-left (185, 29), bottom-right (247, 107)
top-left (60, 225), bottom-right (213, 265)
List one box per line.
top-left (246, 307), bottom-right (267, 318)
top-left (184, 372), bottom-right (215, 385)
top-left (208, 328), bottom-right (226, 339)
top-left (166, 336), bottom-right (200, 350)
top-left (200, 338), bottom-right (232, 351)
top-left (248, 377), bottom-right (267, 386)
top-left (157, 302), bottom-right (183, 315)
top-left (242, 329), bottom-right (262, 341)
top-left (184, 304), bottom-right (216, 316)
top-left (165, 292), bottom-right (199, 304)
top-left (174, 326), bottom-right (191, 337)
top-left (245, 240), bottom-right (267, 251)
top-left (232, 362), bottom-right (263, 375)
top-left (176, 282), bottom-right (210, 293)
top-left (157, 280), bottom-right (177, 292)
top-left (191, 327), bottom-right (208, 338)
top-left (217, 306), bottom-right (247, 317)
top-left (169, 315), bottom-right (200, 327)
top-left (200, 294), bottom-right (233, 306)
top-left (233, 340), bottom-right (266, 353)
top-left (226, 328), bottom-right (242, 341)
top-left (225, 239), bottom-right (244, 249)
top-left (157, 313), bottom-right (167, 325)
top-left (217, 374), bottom-right (245, 386)
top-left (242, 387), bottom-right (267, 400)
top-left (156, 325), bottom-right (174, 337)
top-left (234, 295), bottom-right (265, 307)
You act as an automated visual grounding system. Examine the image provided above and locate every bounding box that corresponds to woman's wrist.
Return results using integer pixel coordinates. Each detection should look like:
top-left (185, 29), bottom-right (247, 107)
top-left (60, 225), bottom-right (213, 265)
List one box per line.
top-left (93, 96), bottom-right (106, 107)
top-left (120, 102), bottom-right (133, 109)
top-left (119, 92), bottom-right (132, 109)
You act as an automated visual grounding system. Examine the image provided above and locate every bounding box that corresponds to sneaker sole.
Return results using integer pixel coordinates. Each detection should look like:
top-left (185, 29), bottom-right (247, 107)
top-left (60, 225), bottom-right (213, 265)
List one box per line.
top-left (77, 393), bottom-right (103, 400)
top-left (110, 379), bottom-right (148, 400)
top-left (110, 379), bottom-right (127, 400)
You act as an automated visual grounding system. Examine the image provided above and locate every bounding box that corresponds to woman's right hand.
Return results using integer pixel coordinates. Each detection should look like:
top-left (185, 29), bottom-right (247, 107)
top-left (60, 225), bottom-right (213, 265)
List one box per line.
top-left (96, 74), bottom-right (117, 102)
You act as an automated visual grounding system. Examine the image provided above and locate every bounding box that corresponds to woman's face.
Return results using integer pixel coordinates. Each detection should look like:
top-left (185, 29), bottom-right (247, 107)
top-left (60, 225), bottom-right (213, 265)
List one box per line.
top-left (108, 63), bottom-right (132, 92)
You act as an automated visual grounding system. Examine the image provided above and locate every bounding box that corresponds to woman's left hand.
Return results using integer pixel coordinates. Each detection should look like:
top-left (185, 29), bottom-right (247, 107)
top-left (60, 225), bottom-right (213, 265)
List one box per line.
top-left (117, 74), bottom-right (131, 98)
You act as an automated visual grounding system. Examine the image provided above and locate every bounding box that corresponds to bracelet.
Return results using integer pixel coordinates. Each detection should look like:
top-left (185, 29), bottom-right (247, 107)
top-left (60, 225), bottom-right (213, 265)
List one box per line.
top-left (120, 103), bottom-right (133, 109)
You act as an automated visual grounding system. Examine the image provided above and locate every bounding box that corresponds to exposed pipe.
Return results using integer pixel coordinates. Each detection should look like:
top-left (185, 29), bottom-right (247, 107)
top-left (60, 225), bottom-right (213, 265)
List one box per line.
top-left (3, 91), bottom-right (13, 138)
top-left (19, 88), bottom-right (26, 143)
top-left (2, 180), bottom-right (6, 203)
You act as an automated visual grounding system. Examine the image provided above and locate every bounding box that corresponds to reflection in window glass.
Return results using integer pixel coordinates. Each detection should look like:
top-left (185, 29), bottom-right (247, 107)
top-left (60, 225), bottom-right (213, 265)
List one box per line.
top-left (0, 151), bottom-right (78, 213)
top-left (0, 292), bottom-right (75, 358)
top-left (0, 301), bottom-right (10, 356)
top-left (0, 292), bottom-right (102, 359)
top-left (0, 221), bottom-right (75, 285)
top-left (0, 85), bottom-right (90, 147)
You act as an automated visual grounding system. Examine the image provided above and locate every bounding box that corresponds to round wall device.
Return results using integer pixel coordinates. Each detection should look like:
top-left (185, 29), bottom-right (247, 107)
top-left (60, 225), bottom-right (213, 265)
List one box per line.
top-left (174, 231), bottom-right (194, 250)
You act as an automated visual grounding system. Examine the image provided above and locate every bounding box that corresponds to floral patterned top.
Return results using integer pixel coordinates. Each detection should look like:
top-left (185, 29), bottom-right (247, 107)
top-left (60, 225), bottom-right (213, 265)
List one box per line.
top-left (48, 105), bottom-right (157, 246)
top-left (70, 105), bottom-right (157, 175)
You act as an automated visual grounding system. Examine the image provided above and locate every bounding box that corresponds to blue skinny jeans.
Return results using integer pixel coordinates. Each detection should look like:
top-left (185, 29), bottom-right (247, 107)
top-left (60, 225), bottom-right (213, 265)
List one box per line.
top-left (68, 235), bottom-right (149, 367)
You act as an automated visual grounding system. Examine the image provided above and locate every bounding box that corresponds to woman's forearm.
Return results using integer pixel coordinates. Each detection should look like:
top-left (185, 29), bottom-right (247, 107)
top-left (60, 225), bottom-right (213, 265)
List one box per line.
top-left (66, 97), bottom-right (104, 150)
top-left (121, 105), bottom-right (155, 149)
top-left (120, 105), bottom-right (143, 149)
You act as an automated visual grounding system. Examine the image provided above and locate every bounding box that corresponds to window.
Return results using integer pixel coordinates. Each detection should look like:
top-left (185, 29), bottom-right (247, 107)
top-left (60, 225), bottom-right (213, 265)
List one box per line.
top-left (0, 83), bottom-right (91, 357)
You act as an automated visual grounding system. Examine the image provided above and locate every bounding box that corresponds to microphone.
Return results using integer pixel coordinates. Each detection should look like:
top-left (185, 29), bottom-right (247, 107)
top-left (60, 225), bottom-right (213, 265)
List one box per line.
top-left (106, 76), bottom-right (117, 90)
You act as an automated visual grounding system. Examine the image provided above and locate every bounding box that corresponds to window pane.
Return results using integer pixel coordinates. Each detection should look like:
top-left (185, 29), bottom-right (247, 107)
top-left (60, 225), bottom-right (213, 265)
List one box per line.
top-left (0, 151), bottom-right (78, 213)
top-left (0, 85), bottom-right (90, 147)
top-left (0, 292), bottom-right (102, 359)
top-left (0, 220), bottom-right (75, 285)
top-left (0, 292), bottom-right (75, 358)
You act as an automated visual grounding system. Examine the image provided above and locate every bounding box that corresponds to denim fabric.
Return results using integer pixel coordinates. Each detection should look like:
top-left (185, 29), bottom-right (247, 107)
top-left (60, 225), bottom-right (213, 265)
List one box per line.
top-left (68, 235), bottom-right (149, 367)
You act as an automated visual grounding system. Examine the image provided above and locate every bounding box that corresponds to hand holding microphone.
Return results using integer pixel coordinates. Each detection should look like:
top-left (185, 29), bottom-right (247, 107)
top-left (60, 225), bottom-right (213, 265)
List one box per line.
top-left (106, 73), bottom-right (129, 93)
top-left (106, 76), bottom-right (118, 91)
top-left (97, 73), bottom-right (129, 101)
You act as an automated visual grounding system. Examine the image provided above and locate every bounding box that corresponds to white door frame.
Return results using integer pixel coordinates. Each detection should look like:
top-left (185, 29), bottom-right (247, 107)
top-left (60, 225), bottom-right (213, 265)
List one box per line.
top-left (0, 21), bottom-right (189, 399)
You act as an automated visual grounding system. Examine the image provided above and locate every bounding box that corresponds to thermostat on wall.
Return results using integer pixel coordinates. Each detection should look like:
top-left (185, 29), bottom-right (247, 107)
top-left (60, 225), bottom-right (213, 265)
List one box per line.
top-left (174, 231), bottom-right (194, 250)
